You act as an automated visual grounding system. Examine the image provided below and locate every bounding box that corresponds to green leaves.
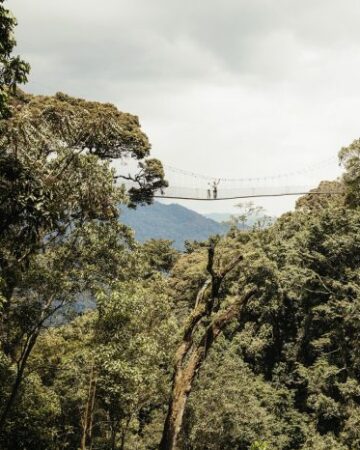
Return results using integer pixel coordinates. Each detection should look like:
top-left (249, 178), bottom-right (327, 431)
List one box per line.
top-left (126, 158), bottom-right (169, 207)
top-left (88, 280), bottom-right (177, 447)
top-left (0, 1), bottom-right (29, 118)
top-left (339, 139), bottom-right (360, 207)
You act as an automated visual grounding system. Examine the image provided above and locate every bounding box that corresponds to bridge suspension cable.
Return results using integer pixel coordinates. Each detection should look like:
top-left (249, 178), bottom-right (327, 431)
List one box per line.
top-left (119, 180), bottom-right (342, 201)
top-left (118, 155), bottom-right (342, 201)
top-left (154, 191), bottom-right (342, 201)
top-left (163, 156), bottom-right (338, 183)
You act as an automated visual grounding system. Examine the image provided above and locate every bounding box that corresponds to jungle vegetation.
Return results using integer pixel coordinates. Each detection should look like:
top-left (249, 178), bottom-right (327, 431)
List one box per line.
top-left (0, 2), bottom-right (359, 449)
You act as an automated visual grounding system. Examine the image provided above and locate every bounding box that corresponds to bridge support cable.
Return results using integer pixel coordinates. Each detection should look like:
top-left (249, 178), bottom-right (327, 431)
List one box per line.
top-left (153, 191), bottom-right (342, 201)
top-left (117, 179), bottom-right (343, 201)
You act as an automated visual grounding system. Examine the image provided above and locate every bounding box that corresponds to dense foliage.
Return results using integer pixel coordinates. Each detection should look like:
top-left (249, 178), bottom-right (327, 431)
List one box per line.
top-left (1, 131), bottom-right (359, 449)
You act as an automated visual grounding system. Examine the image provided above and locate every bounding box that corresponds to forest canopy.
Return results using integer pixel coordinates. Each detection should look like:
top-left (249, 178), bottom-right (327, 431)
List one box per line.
top-left (0, 2), bottom-right (359, 450)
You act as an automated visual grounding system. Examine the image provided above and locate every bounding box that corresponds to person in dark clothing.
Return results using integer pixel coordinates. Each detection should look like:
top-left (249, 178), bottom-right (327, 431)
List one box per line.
top-left (212, 179), bottom-right (220, 199)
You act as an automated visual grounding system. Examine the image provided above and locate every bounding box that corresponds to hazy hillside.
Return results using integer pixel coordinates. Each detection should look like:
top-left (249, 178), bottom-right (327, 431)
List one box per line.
top-left (119, 202), bottom-right (228, 250)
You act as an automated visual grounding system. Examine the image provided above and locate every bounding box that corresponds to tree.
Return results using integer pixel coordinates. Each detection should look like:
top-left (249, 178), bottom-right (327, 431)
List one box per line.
top-left (0, 89), bottom-right (167, 432)
top-left (0, 219), bottom-right (134, 435)
top-left (94, 279), bottom-right (177, 449)
top-left (0, 0), bottom-right (30, 118)
top-left (140, 239), bottom-right (179, 273)
top-left (159, 238), bottom-right (257, 450)
top-left (228, 194), bottom-right (360, 449)
top-left (185, 342), bottom-right (301, 450)
top-left (16, 276), bottom-right (177, 450)
top-left (339, 138), bottom-right (360, 207)
top-left (0, 90), bottom-right (167, 206)
top-left (228, 201), bottom-right (268, 230)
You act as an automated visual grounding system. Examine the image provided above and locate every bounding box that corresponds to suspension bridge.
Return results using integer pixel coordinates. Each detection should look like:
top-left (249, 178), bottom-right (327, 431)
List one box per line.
top-left (119, 156), bottom-right (343, 201)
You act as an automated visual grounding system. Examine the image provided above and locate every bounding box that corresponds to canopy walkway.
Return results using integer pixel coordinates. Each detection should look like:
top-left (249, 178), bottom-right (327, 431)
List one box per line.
top-left (118, 156), bottom-right (341, 200)
top-left (153, 186), bottom-right (340, 201)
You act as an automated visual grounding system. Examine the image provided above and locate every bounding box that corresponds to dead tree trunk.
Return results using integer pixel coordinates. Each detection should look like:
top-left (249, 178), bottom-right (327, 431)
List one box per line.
top-left (159, 243), bottom-right (256, 450)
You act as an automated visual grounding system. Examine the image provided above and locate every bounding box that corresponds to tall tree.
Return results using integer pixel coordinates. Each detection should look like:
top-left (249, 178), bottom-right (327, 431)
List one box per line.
top-left (0, 90), bottom-right (167, 431)
top-left (159, 238), bottom-right (257, 450)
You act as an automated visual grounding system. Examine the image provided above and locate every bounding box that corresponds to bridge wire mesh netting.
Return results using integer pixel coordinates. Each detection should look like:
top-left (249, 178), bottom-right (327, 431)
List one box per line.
top-left (118, 156), bottom-right (342, 200)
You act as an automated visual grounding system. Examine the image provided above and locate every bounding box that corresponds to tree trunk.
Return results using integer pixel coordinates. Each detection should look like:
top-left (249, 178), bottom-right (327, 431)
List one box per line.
top-left (110, 427), bottom-right (116, 450)
top-left (0, 295), bottom-right (57, 431)
top-left (159, 288), bottom-right (256, 450)
top-left (0, 330), bottom-right (38, 432)
top-left (159, 242), bottom-right (256, 450)
top-left (159, 369), bottom-right (193, 450)
top-left (119, 416), bottom-right (131, 450)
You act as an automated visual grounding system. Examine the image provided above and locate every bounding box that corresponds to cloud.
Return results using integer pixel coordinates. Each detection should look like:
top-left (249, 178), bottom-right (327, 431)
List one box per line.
top-left (13, 0), bottom-right (360, 85)
top-left (12, 0), bottom-right (360, 90)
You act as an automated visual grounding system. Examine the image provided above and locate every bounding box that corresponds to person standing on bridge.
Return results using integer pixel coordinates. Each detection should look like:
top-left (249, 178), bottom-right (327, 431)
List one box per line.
top-left (212, 179), bottom-right (220, 199)
top-left (207, 183), bottom-right (212, 199)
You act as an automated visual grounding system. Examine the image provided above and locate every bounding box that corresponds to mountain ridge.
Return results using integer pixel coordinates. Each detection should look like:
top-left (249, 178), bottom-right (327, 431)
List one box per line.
top-left (119, 202), bottom-right (228, 250)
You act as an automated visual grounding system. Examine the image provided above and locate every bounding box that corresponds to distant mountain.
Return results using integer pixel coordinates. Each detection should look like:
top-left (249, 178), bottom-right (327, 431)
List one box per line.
top-left (119, 202), bottom-right (228, 250)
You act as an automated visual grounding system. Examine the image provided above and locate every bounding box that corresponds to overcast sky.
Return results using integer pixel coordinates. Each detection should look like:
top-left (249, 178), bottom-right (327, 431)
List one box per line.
top-left (10, 0), bottom-right (358, 215)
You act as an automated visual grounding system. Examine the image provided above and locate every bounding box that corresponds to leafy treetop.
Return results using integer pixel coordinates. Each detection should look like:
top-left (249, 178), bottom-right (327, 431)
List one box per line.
top-left (0, 0), bottom-right (29, 118)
